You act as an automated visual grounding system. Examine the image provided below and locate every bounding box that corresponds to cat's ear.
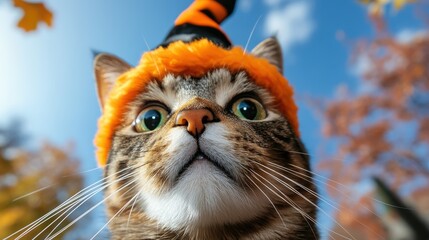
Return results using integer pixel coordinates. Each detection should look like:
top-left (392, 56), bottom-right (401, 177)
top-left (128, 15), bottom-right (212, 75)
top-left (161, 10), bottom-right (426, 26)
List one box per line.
top-left (251, 37), bottom-right (283, 74)
top-left (93, 53), bottom-right (131, 111)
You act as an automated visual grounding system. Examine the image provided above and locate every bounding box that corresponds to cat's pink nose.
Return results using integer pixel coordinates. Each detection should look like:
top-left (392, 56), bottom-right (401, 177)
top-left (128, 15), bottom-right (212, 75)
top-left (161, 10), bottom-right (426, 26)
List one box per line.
top-left (175, 109), bottom-right (214, 137)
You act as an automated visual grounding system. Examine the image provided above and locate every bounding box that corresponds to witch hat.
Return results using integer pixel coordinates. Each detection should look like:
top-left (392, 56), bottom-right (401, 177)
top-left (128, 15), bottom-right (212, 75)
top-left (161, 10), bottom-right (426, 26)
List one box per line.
top-left (160, 0), bottom-right (236, 48)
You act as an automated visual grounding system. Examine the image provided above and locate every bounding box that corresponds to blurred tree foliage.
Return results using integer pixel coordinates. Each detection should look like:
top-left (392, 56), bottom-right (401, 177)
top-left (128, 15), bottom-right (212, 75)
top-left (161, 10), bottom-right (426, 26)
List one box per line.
top-left (0, 120), bottom-right (83, 239)
top-left (319, 2), bottom-right (429, 239)
top-left (359, 0), bottom-right (417, 15)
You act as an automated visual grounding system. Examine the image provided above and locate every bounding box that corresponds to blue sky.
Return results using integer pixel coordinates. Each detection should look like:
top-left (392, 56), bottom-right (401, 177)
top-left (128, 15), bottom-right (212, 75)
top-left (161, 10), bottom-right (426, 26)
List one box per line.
top-left (0, 0), bottom-right (424, 238)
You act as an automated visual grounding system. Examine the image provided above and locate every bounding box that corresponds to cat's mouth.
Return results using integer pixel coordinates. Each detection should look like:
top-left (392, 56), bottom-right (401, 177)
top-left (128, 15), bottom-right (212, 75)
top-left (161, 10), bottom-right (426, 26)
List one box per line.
top-left (176, 150), bottom-right (233, 181)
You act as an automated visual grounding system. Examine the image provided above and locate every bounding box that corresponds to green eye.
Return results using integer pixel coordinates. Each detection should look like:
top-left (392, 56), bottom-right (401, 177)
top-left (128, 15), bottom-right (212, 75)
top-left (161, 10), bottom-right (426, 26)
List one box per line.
top-left (231, 98), bottom-right (267, 121)
top-left (133, 106), bottom-right (168, 132)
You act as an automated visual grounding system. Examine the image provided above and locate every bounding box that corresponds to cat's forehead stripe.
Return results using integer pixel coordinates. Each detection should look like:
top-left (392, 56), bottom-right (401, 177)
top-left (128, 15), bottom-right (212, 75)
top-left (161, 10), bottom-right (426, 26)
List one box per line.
top-left (138, 69), bottom-right (260, 110)
top-left (95, 39), bottom-right (298, 166)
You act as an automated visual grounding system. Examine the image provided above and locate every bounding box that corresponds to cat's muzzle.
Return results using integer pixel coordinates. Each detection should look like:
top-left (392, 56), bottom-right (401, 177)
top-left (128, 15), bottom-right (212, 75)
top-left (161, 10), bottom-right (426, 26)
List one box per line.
top-left (175, 149), bottom-right (234, 183)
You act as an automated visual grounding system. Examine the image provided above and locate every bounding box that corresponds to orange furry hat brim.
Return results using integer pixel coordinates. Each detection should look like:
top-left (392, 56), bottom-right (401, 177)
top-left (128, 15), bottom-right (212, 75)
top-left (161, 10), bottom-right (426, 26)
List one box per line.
top-left (95, 39), bottom-right (299, 166)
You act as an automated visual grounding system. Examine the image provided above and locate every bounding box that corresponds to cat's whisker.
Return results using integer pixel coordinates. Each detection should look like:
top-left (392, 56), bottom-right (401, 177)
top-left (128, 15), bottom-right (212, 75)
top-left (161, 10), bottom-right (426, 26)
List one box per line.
top-left (42, 172), bottom-right (136, 240)
top-left (246, 174), bottom-right (287, 228)
top-left (272, 162), bottom-right (386, 239)
top-left (150, 159), bottom-right (175, 191)
top-left (288, 163), bottom-right (413, 210)
top-left (12, 185), bottom-right (52, 202)
top-left (267, 147), bottom-right (311, 157)
top-left (142, 36), bottom-right (161, 75)
top-left (250, 169), bottom-right (316, 225)
top-left (46, 177), bottom-right (139, 240)
top-left (270, 162), bottom-right (350, 213)
top-left (8, 177), bottom-right (113, 240)
top-left (372, 198), bottom-right (414, 209)
top-left (11, 164), bottom-right (108, 203)
top-left (286, 150), bottom-right (310, 156)
top-left (252, 166), bottom-right (351, 240)
top-left (270, 162), bottom-right (375, 210)
top-left (61, 164), bottom-right (106, 178)
top-left (90, 183), bottom-right (141, 240)
top-left (250, 169), bottom-right (320, 240)
top-left (243, 15), bottom-right (263, 54)
top-left (9, 166), bottom-right (135, 240)
top-left (36, 184), bottom-right (109, 239)
top-left (126, 188), bottom-right (142, 234)
top-left (22, 173), bottom-right (132, 240)
top-left (267, 161), bottom-right (348, 209)
top-left (43, 159), bottom-right (152, 238)
top-left (256, 162), bottom-right (357, 240)
top-left (285, 163), bottom-right (351, 195)
top-left (268, 161), bottom-right (390, 239)
top-left (14, 180), bottom-right (108, 240)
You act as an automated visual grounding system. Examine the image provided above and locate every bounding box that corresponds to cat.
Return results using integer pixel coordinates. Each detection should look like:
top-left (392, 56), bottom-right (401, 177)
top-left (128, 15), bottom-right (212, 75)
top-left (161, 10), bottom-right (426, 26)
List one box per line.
top-left (92, 0), bottom-right (319, 239)
top-left (94, 42), bottom-right (319, 240)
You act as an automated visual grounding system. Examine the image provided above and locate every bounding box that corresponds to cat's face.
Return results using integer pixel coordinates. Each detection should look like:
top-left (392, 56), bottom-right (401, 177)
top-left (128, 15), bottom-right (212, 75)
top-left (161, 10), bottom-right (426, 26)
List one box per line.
top-left (94, 38), bottom-right (317, 239)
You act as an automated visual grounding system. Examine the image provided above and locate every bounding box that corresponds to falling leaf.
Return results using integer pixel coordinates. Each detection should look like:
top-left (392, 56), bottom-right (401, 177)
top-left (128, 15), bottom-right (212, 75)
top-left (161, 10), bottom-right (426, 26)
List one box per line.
top-left (393, 0), bottom-right (414, 9)
top-left (13, 0), bottom-right (53, 32)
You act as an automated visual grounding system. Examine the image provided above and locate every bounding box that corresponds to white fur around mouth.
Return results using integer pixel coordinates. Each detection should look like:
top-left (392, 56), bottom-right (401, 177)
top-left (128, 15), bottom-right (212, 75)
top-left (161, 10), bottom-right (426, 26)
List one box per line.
top-left (176, 151), bottom-right (233, 183)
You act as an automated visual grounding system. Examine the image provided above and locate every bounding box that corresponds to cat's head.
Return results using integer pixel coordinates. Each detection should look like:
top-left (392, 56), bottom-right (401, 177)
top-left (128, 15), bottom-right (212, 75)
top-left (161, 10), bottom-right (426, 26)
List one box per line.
top-left (93, 38), bottom-right (317, 238)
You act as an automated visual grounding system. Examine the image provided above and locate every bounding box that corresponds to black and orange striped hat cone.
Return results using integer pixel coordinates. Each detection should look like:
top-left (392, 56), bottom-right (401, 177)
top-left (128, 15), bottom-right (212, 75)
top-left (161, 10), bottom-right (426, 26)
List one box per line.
top-left (160, 0), bottom-right (236, 48)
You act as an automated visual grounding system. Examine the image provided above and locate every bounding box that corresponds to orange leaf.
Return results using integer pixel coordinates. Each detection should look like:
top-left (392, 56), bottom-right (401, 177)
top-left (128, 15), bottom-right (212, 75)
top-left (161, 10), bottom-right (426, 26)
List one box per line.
top-left (393, 0), bottom-right (415, 10)
top-left (13, 0), bottom-right (53, 32)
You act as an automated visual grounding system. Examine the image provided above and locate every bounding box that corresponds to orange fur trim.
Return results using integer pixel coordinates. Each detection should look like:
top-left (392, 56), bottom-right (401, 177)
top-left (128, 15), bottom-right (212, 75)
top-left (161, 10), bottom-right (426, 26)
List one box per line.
top-left (95, 39), bottom-right (299, 166)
